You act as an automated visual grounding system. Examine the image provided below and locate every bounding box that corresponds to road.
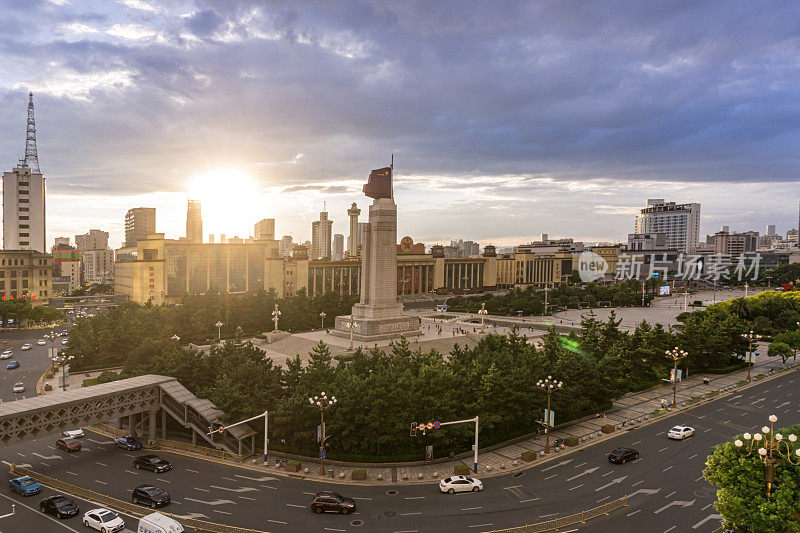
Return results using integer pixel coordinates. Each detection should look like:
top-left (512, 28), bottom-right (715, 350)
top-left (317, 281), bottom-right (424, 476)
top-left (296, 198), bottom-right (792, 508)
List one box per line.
top-left (0, 365), bottom-right (795, 532)
top-left (0, 327), bottom-right (67, 403)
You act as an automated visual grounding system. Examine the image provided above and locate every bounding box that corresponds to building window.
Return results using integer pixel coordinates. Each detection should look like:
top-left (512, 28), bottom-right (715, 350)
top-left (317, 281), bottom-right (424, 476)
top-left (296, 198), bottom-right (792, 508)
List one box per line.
top-left (19, 208), bottom-right (28, 212)
top-left (19, 242), bottom-right (28, 246)
top-left (18, 216), bottom-right (28, 220)
top-left (18, 199), bottom-right (28, 203)
top-left (19, 182), bottom-right (28, 186)
top-left (19, 225), bottom-right (28, 229)
top-left (19, 233), bottom-right (29, 237)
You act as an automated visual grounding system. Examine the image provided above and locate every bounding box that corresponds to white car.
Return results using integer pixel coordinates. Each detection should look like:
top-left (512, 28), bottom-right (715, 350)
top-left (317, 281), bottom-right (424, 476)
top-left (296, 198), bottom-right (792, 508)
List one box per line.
top-left (62, 429), bottom-right (85, 439)
top-left (20, 344), bottom-right (32, 351)
top-left (36, 339), bottom-right (46, 346)
top-left (61, 339), bottom-right (68, 345)
top-left (12, 382), bottom-right (25, 393)
top-left (83, 508), bottom-right (125, 532)
top-left (0, 351), bottom-right (12, 360)
top-left (667, 425), bottom-right (695, 440)
top-left (439, 475), bottom-right (484, 494)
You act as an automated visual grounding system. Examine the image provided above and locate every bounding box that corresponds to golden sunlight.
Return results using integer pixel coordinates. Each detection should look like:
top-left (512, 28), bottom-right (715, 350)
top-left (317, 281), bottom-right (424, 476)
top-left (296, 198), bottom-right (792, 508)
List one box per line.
top-left (186, 169), bottom-right (265, 239)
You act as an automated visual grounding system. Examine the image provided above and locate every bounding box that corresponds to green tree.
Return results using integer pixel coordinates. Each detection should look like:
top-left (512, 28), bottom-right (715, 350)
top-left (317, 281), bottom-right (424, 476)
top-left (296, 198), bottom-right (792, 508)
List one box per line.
top-left (768, 341), bottom-right (794, 364)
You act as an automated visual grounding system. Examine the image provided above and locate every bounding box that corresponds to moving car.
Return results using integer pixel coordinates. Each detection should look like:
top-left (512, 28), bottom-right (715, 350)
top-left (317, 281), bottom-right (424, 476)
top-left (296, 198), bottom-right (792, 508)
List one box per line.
top-left (115, 435), bottom-right (143, 450)
top-left (12, 382), bottom-right (25, 393)
top-left (667, 425), bottom-right (695, 440)
top-left (39, 495), bottom-right (80, 519)
top-left (62, 429), bottom-right (85, 439)
top-left (310, 491), bottom-right (357, 514)
top-left (132, 485), bottom-right (170, 508)
top-left (83, 508), bottom-right (125, 533)
top-left (608, 447), bottom-right (639, 464)
top-left (439, 475), bottom-right (484, 494)
top-left (61, 339), bottom-right (68, 345)
top-left (134, 455), bottom-right (172, 473)
top-left (6, 361), bottom-right (19, 369)
top-left (20, 343), bottom-right (32, 350)
top-left (37, 339), bottom-right (46, 346)
top-left (9, 476), bottom-right (42, 496)
top-left (137, 512), bottom-right (183, 533)
top-left (0, 350), bottom-right (12, 359)
top-left (56, 437), bottom-right (82, 452)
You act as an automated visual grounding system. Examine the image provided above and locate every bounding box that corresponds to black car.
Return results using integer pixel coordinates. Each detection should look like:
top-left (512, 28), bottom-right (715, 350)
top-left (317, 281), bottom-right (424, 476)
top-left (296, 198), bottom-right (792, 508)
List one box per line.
top-left (39, 495), bottom-right (79, 519)
top-left (608, 447), bottom-right (639, 464)
top-left (134, 455), bottom-right (172, 473)
top-left (310, 491), bottom-right (357, 515)
top-left (132, 484), bottom-right (170, 508)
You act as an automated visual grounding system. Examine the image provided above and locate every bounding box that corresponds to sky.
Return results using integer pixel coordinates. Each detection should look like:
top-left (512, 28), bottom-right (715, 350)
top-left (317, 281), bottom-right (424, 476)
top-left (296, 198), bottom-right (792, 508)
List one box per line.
top-left (0, 0), bottom-right (799, 249)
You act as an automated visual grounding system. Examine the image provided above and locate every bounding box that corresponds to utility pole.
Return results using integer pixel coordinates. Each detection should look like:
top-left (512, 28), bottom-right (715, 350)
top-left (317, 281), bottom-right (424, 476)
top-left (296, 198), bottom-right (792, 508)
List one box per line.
top-left (206, 410), bottom-right (269, 463)
top-left (544, 284), bottom-right (549, 315)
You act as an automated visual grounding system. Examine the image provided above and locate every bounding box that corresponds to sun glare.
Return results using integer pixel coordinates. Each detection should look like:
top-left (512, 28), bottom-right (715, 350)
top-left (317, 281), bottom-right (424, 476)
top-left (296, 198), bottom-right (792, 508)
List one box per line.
top-left (186, 169), bottom-right (263, 239)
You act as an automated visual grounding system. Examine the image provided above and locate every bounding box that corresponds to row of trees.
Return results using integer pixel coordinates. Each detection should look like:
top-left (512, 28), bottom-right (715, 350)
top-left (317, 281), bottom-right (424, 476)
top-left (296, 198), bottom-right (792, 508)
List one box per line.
top-left (0, 298), bottom-right (62, 327)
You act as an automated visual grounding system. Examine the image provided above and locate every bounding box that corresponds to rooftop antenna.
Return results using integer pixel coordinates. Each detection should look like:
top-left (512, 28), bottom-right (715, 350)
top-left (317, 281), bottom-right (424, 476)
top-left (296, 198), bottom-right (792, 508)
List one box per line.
top-left (323, 201), bottom-right (327, 212)
top-left (23, 92), bottom-right (40, 173)
top-left (391, 153), bottom-right (393, 169)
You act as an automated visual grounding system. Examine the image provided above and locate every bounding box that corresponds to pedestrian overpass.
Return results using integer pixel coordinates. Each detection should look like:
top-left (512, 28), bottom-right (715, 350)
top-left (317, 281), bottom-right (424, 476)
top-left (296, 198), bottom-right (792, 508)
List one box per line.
top-left (0, 375), bottom-right (256, 456)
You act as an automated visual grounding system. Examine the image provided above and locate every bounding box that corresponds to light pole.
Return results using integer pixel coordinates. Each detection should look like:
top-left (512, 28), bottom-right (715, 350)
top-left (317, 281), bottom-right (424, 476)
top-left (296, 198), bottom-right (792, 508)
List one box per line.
top-left (308, 392), bottom-right (337, 475)
top-left (215, 321), bottom-right (223, 341)
top-left (345, 319), bottom-right (358, 350)
top-left (734, 414), bottom-right (800, 500)
top-left (207, 410), bottom-right (269, 464)
top-left (477, 303), bottom-right (488, 331)
top-left (272, 304), bottom-right (281, 332)
top-left (543, 283), bottom-right (549, 315)
top-left (319, 311), bottom-right (326, 330)
top-left (664, 347), bottom-right (687, 408)
top-left (742, 330), bottom-right (762, 382)
top-left (50, 352), bottom-right (74, 392)
top-left (536, 375), bottom-right (563, 454)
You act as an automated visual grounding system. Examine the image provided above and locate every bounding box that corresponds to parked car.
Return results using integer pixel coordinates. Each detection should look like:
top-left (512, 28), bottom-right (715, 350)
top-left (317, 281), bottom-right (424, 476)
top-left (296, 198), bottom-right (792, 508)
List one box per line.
top-left (20, 344), bottom-right (32, 351)
top-left (0, 350), bottom-right (12, 359)
top-left (115, 435), bottom-right (142, 450)
top-left (137, 512), bottom-right (183, 533)
top-left (9, 476), bottom-right (41, 496)
top-left (83, 507), bottom-right (125, 532)
top-left (439, 475), bottom-right (484, 494)
top-left (62, 429), bottom-right (84, 439)
top-left (310, 491), bottom-right (357, 514)
top-left (134, 455), bottom-right (172, 473)
top-left (608, 447), bottom-right (639, 464)
top-left (56, 437), bottom-right (81, 452)
top-left (667, 425), bottom-right (695, 440)
top-left (6, 361), bottom-right (19, 369)
top-left (132, 485), bottom-right (170, 508)
top-left (12, 382), bottom-right (25, 393)
top-left (39, 495), bottom-right (79, 519)
top-left (36, 339), bottom-right (46, 346)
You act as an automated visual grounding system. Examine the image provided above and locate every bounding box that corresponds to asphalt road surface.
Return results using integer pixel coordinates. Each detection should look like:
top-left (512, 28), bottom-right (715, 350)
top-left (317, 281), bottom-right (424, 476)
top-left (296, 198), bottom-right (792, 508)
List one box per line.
top-left (0, 366), bottom-right (795, 533)
top-left (0, 327), bottom-right (68, 404)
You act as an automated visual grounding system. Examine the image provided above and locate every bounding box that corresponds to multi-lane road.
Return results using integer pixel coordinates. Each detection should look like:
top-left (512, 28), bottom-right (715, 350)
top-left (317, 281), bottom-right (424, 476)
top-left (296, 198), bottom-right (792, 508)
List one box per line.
top-left (0, 338), bottom-right (795, 532)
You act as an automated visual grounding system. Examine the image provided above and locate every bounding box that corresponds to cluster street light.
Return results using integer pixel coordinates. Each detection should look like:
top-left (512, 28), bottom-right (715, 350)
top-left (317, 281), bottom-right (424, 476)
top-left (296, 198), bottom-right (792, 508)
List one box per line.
top-left (536, 375), bottom-right (563, 454)
top-left (51, 352), bottom-right (74, 392)
top-left (345, 320), bottom-right (358, 350)
top-left (215, 321), bottom-right (223, 341)
top-left (734, 414), bottom-right (800, 500)
top-left (308, 392), bottom-right (337, 475)
top-left (319, 311), bottom-right (326, 330)
top-left (477, 303), bottom-right (488, 331)
top-left (742, 330), bottom-right (762, 382)
top-left (272, 304), bottom-right (281, 332)
top-left (665, 347), bottom-right (688, 408)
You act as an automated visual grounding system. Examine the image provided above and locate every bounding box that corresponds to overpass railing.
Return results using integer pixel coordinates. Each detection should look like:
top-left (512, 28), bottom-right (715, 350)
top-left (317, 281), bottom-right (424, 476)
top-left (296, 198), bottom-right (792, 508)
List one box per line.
top-left (484, 495), bottom-right (627, 532)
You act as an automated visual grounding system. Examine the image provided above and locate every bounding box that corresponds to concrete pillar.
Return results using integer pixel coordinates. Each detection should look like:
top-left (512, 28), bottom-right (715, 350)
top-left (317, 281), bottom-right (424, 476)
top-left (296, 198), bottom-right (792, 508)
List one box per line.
top-left (161, 410), bottom-right (166, 439)
top-left (127, 414), bottom-right (134, 434)
top-left (192, 430), bottom-right (197, 445)
top-left (148, 410), bottom-right (157, 445)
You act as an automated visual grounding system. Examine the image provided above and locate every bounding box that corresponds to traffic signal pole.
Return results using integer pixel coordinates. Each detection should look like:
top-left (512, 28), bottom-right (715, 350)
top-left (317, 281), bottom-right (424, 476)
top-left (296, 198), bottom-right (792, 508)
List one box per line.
top-left (412, 416), bottom-right (480, 473)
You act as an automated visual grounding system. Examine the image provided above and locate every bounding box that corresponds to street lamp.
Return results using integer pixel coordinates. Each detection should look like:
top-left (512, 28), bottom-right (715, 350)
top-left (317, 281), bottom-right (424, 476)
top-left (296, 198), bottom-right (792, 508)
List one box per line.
top-left (50, 352), bottom-right (74, 392)
top-left (345, 320), bottom-right (358, 350)
top-left (215, 321), bottom-right (223, 341)
top-left (477, 303), bottom-right (488, 331)
top-left (664, 347), bottom-right (687, 408)
top-left (308, 392), bottom-right (337, 475)
top-left (742, 330), bottom-right (762, 382)
top-left (536, 375), bottom-right (563, 454)
top-left (734, 414), bottom-right (800, 500)
top-left (319, 311), bottom-right (326, 330)
top-left (272, 304), bottom-right (281, 332)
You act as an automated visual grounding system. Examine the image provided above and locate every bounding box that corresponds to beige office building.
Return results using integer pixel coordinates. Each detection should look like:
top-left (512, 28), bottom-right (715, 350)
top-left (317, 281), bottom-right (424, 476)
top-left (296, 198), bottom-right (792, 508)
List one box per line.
top-left (0, 250), bottom-right (52, 301)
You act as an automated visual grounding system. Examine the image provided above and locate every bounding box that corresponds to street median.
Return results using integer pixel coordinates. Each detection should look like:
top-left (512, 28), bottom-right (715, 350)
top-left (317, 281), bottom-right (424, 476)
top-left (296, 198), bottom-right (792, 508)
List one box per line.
top-left (484, 494), bottom-right (627, 532)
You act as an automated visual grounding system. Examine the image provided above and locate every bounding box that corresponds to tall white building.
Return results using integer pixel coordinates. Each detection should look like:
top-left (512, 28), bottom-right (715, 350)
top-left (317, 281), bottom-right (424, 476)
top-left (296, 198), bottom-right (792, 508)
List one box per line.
top-left (186, 199), bottom-right (202, 243)
top-left (254, 218), bottom-right (275, 240)
top-left (83, 249), bottom-right (114, 284)
top-left (75, 229), bottom-right (109, 251)
top-left (311, 208), bottom-right (333, 259)
top-left (634, 199), bottom-right (701, 253)
top-left (279, 235), bottom-right (293, 257)
top-left (332, 233), bottom-right (344, 261)
top-left (347, 203), bottom-right (361, 257)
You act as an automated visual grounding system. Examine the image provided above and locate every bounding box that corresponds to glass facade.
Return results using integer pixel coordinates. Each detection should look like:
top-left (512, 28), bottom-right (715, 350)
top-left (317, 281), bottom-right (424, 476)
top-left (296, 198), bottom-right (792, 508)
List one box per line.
top-left (165, 247), bottom-right (187, 296)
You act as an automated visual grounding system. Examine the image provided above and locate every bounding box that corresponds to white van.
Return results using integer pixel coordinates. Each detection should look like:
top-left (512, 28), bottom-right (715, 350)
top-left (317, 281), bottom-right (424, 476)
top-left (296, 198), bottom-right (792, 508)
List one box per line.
top-left (138, 512), bottom-right (184, 533)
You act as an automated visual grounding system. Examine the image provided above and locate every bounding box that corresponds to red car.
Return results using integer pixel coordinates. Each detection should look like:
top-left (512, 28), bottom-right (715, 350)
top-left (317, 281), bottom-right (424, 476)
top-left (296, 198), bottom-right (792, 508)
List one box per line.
top-left (56, 438), bottom-right (81, 452)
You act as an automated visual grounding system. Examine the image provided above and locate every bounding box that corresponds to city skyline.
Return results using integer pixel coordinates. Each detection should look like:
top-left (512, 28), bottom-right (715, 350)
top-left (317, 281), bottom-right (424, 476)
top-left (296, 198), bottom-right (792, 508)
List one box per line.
top-left (2, 1), bottom-right (799, 248)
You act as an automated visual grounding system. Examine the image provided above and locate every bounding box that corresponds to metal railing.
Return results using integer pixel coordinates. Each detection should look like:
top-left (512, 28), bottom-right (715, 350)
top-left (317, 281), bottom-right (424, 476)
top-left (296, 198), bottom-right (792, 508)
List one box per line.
top-left (9, 464), bottom-right (270, 533)
top-left (485, 495), bottom-right (627, 532)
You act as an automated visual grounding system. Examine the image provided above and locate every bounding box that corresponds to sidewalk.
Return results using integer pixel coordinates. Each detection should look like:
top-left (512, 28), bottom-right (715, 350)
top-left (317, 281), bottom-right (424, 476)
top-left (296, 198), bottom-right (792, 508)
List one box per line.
top-left (133, 351), bottom-right (797, 486)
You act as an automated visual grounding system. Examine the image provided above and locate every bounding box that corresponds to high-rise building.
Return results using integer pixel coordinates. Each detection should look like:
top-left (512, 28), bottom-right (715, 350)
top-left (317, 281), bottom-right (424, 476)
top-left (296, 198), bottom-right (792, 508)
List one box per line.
top-left (766, 224), bottom-right (776, 237)
top-left (83, 249), bottom-right (114, 284)
top-left (311, 208), bottom-right (333, 259)
top-left (75, 229), bottom-right (109, 251)
top-left (254, 219), bottom-right (275, 240)
top-left (53, 237), bottom-right (70, 248)
top-left (186, 199), bottom-right (202, 243)
top-left (2, 94), bottom-right (46, 253)
top-left (279, 235), bottom-right (293, 257)
top-left (332, 233), bottom-right (344, 261)
top-left (0, 249), bottom-right (52, 300)
top-left (125, 207), bottom-right (156, 247)
top-left (347, 203), bottom-right (361, 257)
top-left (634, 199), bottom-right (701, 253)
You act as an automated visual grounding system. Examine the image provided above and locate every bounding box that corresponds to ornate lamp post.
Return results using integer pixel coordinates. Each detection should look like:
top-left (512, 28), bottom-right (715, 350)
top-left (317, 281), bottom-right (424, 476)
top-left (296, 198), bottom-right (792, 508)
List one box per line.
top-left (308, 392), bottom-right (337, 475)
top-left (51, 352), bottom-right (74, 392)
top-left (272, 305), bottom-right (281, 332)
top-left (741, 330), bottom-right (762, 382)
top-left (665, 347), bottom-right (688, 408)
top-left (345, 320), bottom-right (358, 350)
top-left (319, 311), bottom-right (326, 330)
top-left (477, 303), bottom-right (488, 331)
top-left (734, 414), bottom-right (800, 500)
top-left (536, 376), bottom-right (563, 454)
top-left (215, 321), bottom-right (223, 341)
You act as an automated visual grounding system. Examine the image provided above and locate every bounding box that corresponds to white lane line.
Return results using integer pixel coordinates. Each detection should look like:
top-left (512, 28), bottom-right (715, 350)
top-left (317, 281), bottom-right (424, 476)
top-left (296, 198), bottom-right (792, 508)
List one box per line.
top-left (404, 496), bottom-right (425, 500)
top-left (302, 491), bottom-right (316, 495)
top-left (701, 503), bottom-right (713, 511)
top-left (286, 503), bottom-right (305, 508)
top-left (267, 520), bottom-right (288, 525)
top-left (539, 513), bottom-right (558, 518)
top-left (544, 474), bottom-right (557, 480)
top-left (663, 527), bottom-right (677, 533)
top-left (160, 479), bottom-right (171, 483)
top-left (601, 471), bottom-right (613, 477)
top-left (354, 497), bottom-right (373, 501)
top-left (392, 530), bottom-right (418, 533)
top-left (462, 506), bottom-right (482, 511)
top-left (186, 469), bottom-right (200, 473)
top-left (468, 525), bottom-right (492, 529)
top-left (95, 462), bottom-right (108, 467)
top-left (631, 440), bottom-right (642, 445)
top-left (325, 529), bottom-right (346, 533)
top-left (568, 484), bottom-right (583, 491)
top-left (194, 488), bottom-right (210, 492)
top-left (573, 461), bottom-right (587, 468)
top-left (503, 485), bottom-right (522, 490)
top-left (519, 498), bottom-right (538, 503)
top-left (627, 509), bottom-right (642, 517)
top-left (222, 477), bottom-right (238, 482)
top-left (662, 466), bottom-right (674, 472)
top-left (695, 476), bottom-right (704, 482)
top-left (704, 428), bottom-right (712, 432)
top-left (260, 485), bottom-right (277, 490)
top-left (213, 510), bottom-right (232, 515)
top-left (124, 470), bottom-right (138, 475)
top-left (66, 471), bottom-right (78, 476)
top-left (665, 491), bottom-right (676, 498)
top-left (658, 447), bottom-right (668, 452)
top-left (122, 453), bottom-right (135, 458)
top-left (596, 496), bottom-right (610, 503)
top-left (400, 512), bottom-right (422, 516)
top-left (632, 481), bottom-right (644, 487)
top-left (40, 462), bottom-right (50, 467)
top-left (238, 496), bottom-right (256, 501)
top-left (688, 454), bottom-right (698, 460)
top-left (95, 480), bottom-right (108, 485)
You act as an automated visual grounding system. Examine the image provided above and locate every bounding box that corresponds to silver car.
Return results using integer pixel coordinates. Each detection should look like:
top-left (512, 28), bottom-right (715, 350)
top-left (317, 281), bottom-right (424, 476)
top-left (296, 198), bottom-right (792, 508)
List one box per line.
top-left (12, 382), bottom-right (25, 393)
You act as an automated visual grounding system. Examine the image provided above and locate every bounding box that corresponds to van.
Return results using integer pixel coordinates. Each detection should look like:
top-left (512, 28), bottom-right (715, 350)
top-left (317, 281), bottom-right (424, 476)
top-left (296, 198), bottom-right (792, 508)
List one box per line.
top-left (137, 512), bottom-right (184, 533)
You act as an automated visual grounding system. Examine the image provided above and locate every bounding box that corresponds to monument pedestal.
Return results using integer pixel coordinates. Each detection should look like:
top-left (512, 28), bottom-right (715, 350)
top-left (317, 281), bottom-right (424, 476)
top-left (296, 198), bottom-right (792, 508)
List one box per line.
top-left (331, 314), bottom-right (421, 342)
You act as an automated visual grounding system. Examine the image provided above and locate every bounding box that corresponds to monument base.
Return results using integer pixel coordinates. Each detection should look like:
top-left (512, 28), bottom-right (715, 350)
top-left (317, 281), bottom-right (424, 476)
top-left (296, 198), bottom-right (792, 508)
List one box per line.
top-left (331, 314), bottom-right (422, 342)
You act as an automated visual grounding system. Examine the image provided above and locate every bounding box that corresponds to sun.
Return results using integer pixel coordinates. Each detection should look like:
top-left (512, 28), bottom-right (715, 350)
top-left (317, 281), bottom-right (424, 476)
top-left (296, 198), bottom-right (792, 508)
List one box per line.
top-left (186, 169), bottom-right (263, 239)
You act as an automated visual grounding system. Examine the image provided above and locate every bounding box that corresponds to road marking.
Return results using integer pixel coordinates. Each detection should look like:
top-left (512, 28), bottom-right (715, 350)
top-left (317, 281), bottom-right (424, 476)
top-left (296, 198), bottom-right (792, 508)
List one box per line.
top-left (632, 440), bottom-right (642, 445)
top-left (596, 496), bottom-right (610, 503)
top-left (325, 529), bottom-right (346, 533)
top-left (654, 499), bottom-right (696, 514)
top-left (544, 474), bottom-right (557, 480)
top-left (662, 465), bottom-right (673, 472)
top-left (194, 487), bottom-right (210, 492)
top-left (186, 469), bottom-right (200, 473)
top-left (753, 397), bottom-right (766, 404)
top-left (209, 485), bottom-right (258, 493)
top-left (32, 453), bottom-right (60, 460)
top-left (541, 459), bottom-right (572, 471)
top-left (566, 467), bottom-right (599, 482)
top-left (692, 514), bottom-right (724, 529)
top-left (701, 503), bottom-right (713, 511)
top-left (122, 453), bottom-right (135, 458)
top-left (286, 503), bottom-right (305, 508)
top-left (573, 461), bottom-right (587, 468)
top-left (124, 470), bottom-right (138, 475)
top-left (601, 471), bottom-right (613, 477)
top-left (234, 474), bottom-right (277, 482)
top-left (629, 488), bottom-right (661, 498)
top-left (519, 498), bottom-right (538, 503)
top-left (302, 491), bottom-right (316, 495)
top-left (468, 524), bottom-right (491, 529)
top-left (95, 480), bottom-right (107, 485)
top-left (665, 491), bottom-right (676, 498)
top-left (658, 447), bottom-right (668, 452)
top-left (238, 496), bottom-right (256, 501)
top-left (595, 476), bottom-right (627, 492)
top-left (400, 512), bottom-right (422, 516)
top-left (95, 462), bottom-right (108, 467)
top-left (688, 454), bottom-right (698, 459)
top-left (503, 485), bottom-right (522, 490)
top-left (184, 498), bottom-right (236, 506)
top-left (695, 476), bottom-right (704, 482)
top-left (16, 453), bottom-right (25, 457)
top-left (627, 509), bottom-right (641, 516)
top-left (405, 496), bottom-right (425, 500)
top-left (462, 506), bottom-right (482, 511)
top-left (160, 479), bottom-right (171, 483)
top-left (66, 471), bottom-right (77, 476)
top-left (267, 520), bottom-right (288, 525)
top-left (0, 489), bottom-right (81, 532)
top-left (568, 484), bottom-right (583, 491)
top-left (354, 497), bottom-right (373, 501)
top-left (222, 476), bottom-right (238, 482)
top-left (392, 531), bottom-right (418, 533)
top-left (213, 510), bottom-right (232, 515)
top-left (663, 526), bottom-right (677, 532)
top-left (704, 428), bottom-right (712, 432)
top-left (260, 485), bottom-right (277, 490)
top-left (539, 513), bottom-right (558, 518)
top-left (40, 462), bottom-right (50, 467)
top-left (631, 481), bottom-right (643, 487)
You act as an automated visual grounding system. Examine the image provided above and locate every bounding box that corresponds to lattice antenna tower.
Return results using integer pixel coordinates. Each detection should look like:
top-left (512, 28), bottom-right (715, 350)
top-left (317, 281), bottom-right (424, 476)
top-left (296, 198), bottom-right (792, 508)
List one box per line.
top-left (24, 92), bottom-right (40, 173)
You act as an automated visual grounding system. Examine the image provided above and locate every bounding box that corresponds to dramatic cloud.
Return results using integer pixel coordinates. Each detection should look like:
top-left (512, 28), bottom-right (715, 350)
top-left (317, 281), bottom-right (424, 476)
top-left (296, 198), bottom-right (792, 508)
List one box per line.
top-left (0, 0), bottom-right (798, 247)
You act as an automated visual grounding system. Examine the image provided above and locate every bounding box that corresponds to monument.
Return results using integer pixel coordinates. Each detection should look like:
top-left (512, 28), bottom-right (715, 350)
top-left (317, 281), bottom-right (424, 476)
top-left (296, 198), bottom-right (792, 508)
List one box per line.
top-left (332, 164), bottom-right (421, 342)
